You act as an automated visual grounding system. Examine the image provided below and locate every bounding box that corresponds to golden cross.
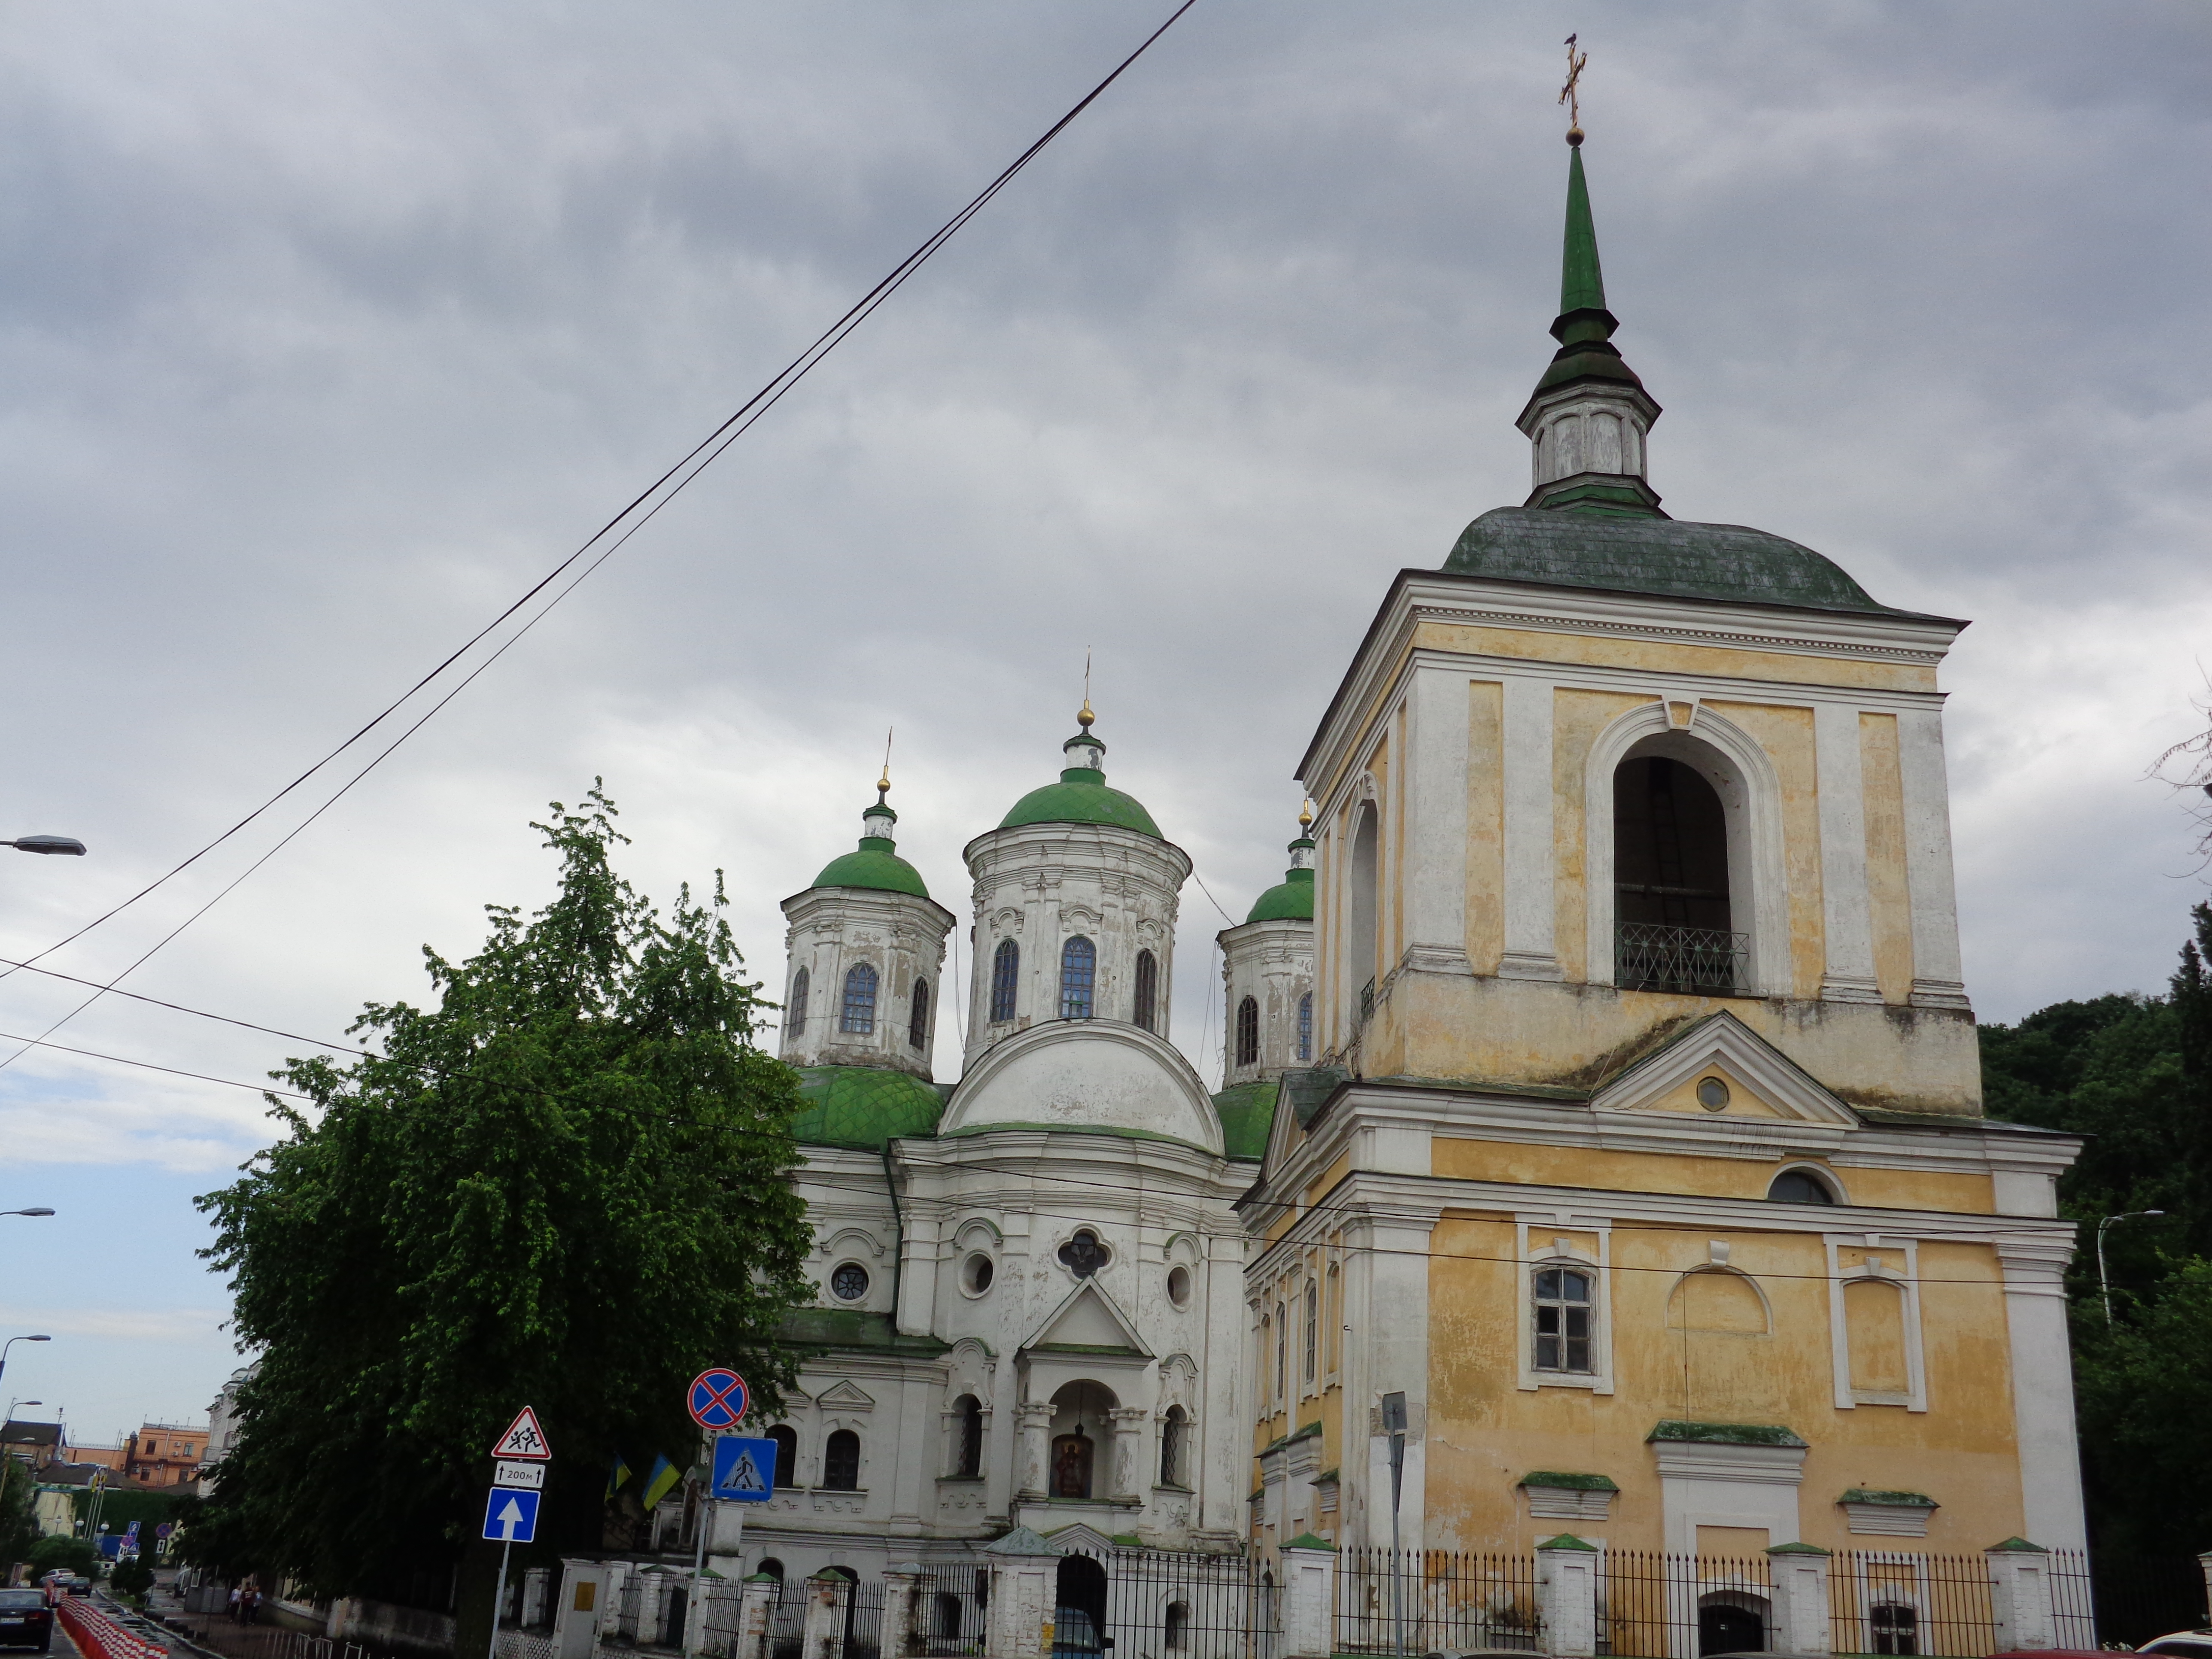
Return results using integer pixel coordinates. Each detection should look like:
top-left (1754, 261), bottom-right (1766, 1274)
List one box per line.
top-left (1559, 33), bottom-right (1588, 141)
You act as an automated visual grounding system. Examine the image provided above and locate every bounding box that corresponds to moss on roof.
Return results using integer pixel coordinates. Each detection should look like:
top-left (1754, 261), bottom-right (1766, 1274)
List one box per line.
top-left (1212, 1079), bottom-right (1280, 1161)
top-left (1444, 506), bottom-right (1912, 617)
top-left (1246, 867), bottom-right (1316, 924)
top-left (999, 770), bottom-right (1162, 839)
top-left (791, 1065), bottom-right (947, 1150)
top-left (1647, 1419), bottom-right (1808, 1449)
top-left (780, 1307), bottom-right (951, 1358)
top-left (809, 837), bottom-right (931, 899)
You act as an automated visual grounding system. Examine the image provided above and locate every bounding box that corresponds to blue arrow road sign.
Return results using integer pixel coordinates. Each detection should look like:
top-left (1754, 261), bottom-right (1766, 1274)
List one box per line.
top-left (712, 1434), bottom-right (779, 1502)
top-left (482, 1486), bottom-right (541, 1543)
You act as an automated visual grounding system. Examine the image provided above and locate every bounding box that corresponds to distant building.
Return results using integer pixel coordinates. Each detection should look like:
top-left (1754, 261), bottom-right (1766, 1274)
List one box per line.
top-left (0, 1419), bottom-right (61, 1471)
top-left (124, 1421), bottom-right (207, 1487)
top-left (61, 1443), bottom-right (127, 1472)
top-left (198, 1366), bottom-right (254, 1496)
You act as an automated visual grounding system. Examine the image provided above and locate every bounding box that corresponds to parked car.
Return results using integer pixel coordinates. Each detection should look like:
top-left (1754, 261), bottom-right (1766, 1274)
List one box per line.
top-left (2133, 1633), bottom-right (2212, 1659)
top-left (0, 1587), bottom-right (55, 1652)
top-left (1051, 1607), bottom-right (1113, 1659)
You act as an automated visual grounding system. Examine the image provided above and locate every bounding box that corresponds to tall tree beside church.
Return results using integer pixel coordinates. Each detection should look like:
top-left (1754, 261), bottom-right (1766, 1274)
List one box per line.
top-left (194, 787), bottom-right (813, 1640)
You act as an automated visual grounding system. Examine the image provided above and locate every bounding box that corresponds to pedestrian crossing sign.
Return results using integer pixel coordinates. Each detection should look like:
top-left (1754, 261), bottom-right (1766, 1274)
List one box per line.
top-left (712, 1434), bottom-right (777, 1502)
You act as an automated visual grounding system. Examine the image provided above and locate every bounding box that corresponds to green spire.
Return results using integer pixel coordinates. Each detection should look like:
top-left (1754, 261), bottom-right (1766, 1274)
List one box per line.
top-left (1560, 143), bottom-right (1606, 318)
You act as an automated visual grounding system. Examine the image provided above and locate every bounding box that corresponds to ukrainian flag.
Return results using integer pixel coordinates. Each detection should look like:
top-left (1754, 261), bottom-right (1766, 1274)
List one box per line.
top-left (641, 1455), bottom-right (683, 1511)
top-left (606, 1452), bottom-right (634, 1502)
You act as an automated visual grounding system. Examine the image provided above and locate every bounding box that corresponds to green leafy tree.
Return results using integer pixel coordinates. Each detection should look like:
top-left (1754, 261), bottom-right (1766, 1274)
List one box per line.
top-left (27, 1535), bottom-right (96, 1577)
top-left (109, 1553), bottom-right (154, 1599)
top-left (0, 1455), bottom-right (36, 1574)
top-left (194, 787), bottom-right (814, 1649)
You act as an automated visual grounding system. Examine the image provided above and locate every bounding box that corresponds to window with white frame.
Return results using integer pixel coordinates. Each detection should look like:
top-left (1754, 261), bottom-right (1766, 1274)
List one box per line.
top-left (1533, 1265), bottom-right (1595, 1373)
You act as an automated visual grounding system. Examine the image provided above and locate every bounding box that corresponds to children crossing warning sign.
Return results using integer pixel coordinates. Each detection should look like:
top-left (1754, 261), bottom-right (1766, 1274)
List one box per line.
top-left (489, 1406), bottom-right (552, 1460)
top-left (712, 1434), bottom-right (777, 1502)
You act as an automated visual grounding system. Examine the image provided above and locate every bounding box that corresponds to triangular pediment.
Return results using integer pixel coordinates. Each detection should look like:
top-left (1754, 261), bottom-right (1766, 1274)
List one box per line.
top-left (815, 1378), bottom-right (877, 1411)
top-left (1040, 1522), bottom-right (1119, 1552)
top-left (1020, 1278), bottom-right (1154, 1359)
top-left (1591, 1012), bottom-right (1857, 1126)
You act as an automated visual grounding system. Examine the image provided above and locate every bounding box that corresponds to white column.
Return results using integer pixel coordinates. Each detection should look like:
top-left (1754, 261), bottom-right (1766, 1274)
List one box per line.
top-left (1765, 1546), bottom-right (1834, 1658)
top-left (1987, 1543), bottom-right (2057, 1652)
top-left (1278, 1540), bottom-right (1337, 1659)
top-left (1896, 706), bottom-right (1971, 1009)
top-left (1535, 1537), bottom-right (1599, 1658)
top-left (1108, 1407), bottom-right (1150, 1502)
top-left (1403, 665), bottom-right (1475, 976)
top-left (1358, 1211), bottom-right (1437, 1552)
top-left (1499, 677), bottom-right (1560, 980)
top-left (1015, 1401), bottom-right (1054, 1501)
top-left (1996, 1238), bottom-right (2090, 1553)
top-left (1815, 702), bottom-right (1881, 1002)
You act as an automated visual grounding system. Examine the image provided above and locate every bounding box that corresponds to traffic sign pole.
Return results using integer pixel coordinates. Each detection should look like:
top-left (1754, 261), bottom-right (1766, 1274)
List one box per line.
top-left (686, 1449), bottom-right (716, 1659)
top-left (485, 1537), bottom-right (514, 1659)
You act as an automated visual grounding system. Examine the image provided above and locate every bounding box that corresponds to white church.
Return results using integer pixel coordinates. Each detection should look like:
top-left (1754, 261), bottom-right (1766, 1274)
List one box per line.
top-left (738, 709), bottom-right (1314, 1579)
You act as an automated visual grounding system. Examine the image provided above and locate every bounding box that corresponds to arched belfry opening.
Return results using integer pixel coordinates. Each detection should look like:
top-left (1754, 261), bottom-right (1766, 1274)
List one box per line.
top-left (1349, 801), bottom-right (1380, 1020)
top-left (1613, 752), bottom-right (1744, 994)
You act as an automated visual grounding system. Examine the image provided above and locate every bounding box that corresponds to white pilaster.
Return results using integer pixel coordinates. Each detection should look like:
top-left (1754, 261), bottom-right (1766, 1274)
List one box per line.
top-left (1815, 702), bottom-right (1880, 1003)
top-left (1996, 1237), bottom-right (2090, 1553)
top-left (1987, 1543), bottom-right (2057, 1652)
top-left (1535, 1537), bottom-right (1600, 1658)
top-left (1897, 705), bottom-right (1972, 1009)
top-left (1500, 676), bottom-right (1561, 980)
top-left (1403, 665), bottom-right (1475, 975)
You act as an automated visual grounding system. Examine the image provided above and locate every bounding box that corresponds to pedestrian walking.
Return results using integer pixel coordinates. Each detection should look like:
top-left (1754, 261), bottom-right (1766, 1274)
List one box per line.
top-left (227, 1585), bottom-right (241, 1623)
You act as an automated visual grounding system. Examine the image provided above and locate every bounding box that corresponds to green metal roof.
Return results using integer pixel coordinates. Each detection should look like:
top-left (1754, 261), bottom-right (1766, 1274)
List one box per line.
top-left (1211, 1078), bottom-right (1279, 1161)
top-left (1560, 144), bottom-right (1605, 317)
top-left (809, 836), bottom-right (931, 899)
top-left (780, 1306), bottom-right (950, 1358)
top-left (790, 1065), bottom-right (947, 1149)
top-left (1246, 867), bottom-right (1315, 924)
top-left (999, 769), bottom-right (1162, 839)
top-left (1445, 507), bottom-right (1901, 615)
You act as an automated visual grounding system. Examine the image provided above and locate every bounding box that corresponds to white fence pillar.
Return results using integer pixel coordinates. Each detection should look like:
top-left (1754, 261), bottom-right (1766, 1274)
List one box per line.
top-left (1537, 1535), bottom-right (1600, 1659)
top-left (553, 1560), bottom-right (612, 1659)
top-left (981, 1527), bottom-right (1062, 1659)
top-left (1987, 1540), bottom-right (2056, 1653)
top-left (522, 1568), bottom-right (553, 1631)
top-left (736, 1575), bottom-right (781, 1659)
top-left (801, 1574), bottom-right (846, 1659)
top-left (1278, 1538), bottom-right (1337, 1659)
top-left (2200, 1553), bottom-right (2212, 1628)
top-left (1765, 1544), bottom-right (1834, 1658)
top-left (881, 1565), bottom-right (926, 1659)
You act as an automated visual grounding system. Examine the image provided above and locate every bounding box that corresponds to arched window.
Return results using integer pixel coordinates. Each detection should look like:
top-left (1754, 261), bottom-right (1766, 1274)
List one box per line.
top-left (1164, 1603), bottom-right (1190, 1652)
top-left (1158, 1405), bottom-right (1187, 1488)
top-left (1236, 996), bottom-right (1260, 1067)
top-left (1613, 754), bottom-right (1741, 994)
top-left (787, 967), bottom-right (809, 1039)
top-left (1870, 1603), bottom-right (1918, 1656)
top-left (909, 979), bottom-right (930, 1049)
top-left (822, 1429), bottom-right (861, 1491)
top-left (990, 938), bottom-right (1019, 1024)
top-left (1296, 992), bottom-right (1312, 1061)
top-left (1303, 1282), bottom-right (1318, 1383)
top-left (766, 1426), bottom-right (798, 1489)
top-left (1275, 1302), bottom-right (1288, 1402)
top-left (954, 1395), bottom-right (983, 1479)
top-left (1534, 1266), bottom-right (1594, 1373)
top-left (1350, 802), bottom-right (1380, 1019)
top-left (1325, 1263), bottom-right (1340, 1372)
top-left (1060, 936), bottom-right (1096, 1019)
top-left (840, 963), bottom-right (878, 1034)
top-left (1134, 949), bottom-right (1159, 1032)
top-left (757, 1559), bottom-right (785, 1583)
top-left (1768, 1168), bottom-right (1836, 1204)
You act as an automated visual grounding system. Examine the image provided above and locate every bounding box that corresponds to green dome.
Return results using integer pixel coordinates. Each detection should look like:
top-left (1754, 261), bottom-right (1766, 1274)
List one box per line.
top-left (791, 1065), bottom-right (948, 1149)
top-left (810, 836), bottom-right (931, 898)
top-left (999, 769), bottom-right (1162, 839)
top-left (1246, 867), bottom-right (1315, 924)
top-left (1445, 507), bottom-right (1904, 616)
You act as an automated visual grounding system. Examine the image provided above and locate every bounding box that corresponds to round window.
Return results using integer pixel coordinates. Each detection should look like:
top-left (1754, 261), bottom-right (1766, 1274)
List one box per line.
top-left (1167, 1265), bottom-right (1191, 1308)
top-left (1695, 1076), bottom-right (1731, 1111)
top-left (830, 1262), bottom-right (870, 1302)
top-left (963, 1253), bottom-right (995, 1296)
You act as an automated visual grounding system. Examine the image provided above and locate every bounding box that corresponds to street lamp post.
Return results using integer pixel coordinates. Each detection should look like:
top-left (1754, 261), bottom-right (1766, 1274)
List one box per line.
top-left (2, 1209), bottom-right (56, 1218)
top-left (2097, 1210), bottom-right (2167, 1323)
top-left (0, 1334), bottom-right (52, 1386)
top-left (1, 837), bottom-right (86, 856)
top-left (4, 1399), bottom-right (41, 1420)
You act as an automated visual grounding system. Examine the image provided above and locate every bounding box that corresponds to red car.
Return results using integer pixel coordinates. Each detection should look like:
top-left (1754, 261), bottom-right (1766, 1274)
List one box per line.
top-left (0, 1588), bottom-right (54, 1653)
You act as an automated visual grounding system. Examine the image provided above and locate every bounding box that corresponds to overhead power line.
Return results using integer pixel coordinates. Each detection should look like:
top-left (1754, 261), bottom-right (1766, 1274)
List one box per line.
top-left (0, 0), bottom-right (1202, 1061)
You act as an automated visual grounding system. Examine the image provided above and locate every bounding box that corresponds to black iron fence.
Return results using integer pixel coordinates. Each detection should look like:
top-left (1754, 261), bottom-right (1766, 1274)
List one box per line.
top-left (2089, 1553), bottom-right (2206, 1649)
top-left (916, 1564), bottom-right (988, 1656)
top-left (1616, 921), bottom-right (1748, 995)
top-left (1334, 1550), bottom-right (1544, 1657)
top-left (1054, 1542), bottom-right (1272, 1659)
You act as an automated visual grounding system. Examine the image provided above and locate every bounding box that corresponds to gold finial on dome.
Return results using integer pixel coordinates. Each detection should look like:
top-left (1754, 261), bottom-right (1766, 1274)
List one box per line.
top-left (877, 728), bottom-right (893, 803)
top-left (1298, 798), bottom-right (1315, 830)
top-left (1077, 700), bottom-right (1095, 730)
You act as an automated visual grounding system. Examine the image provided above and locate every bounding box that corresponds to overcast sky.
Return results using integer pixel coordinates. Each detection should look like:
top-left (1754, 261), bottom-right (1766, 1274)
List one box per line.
top-left (0, 2), bottom-right (2206, 1442)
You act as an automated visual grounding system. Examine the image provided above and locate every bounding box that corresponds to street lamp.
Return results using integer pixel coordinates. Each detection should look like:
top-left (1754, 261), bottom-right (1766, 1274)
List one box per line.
top-left (0, 1334), bottom-right (52, 1384)
top-left (2097, 1209), bottom-right (2167, 1323)
top-left (2, 836), bottom-right (86, 855)
top-left (1, 1209), bottom-right (56, 1218)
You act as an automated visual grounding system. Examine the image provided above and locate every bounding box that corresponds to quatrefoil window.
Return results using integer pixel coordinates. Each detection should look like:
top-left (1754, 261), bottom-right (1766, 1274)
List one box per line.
top-left (1057, 1230), bottom-right (1109, 1279)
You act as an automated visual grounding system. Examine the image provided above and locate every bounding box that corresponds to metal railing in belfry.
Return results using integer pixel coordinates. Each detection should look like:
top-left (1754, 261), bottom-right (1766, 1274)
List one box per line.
top-left (1615, 921), bottom-right (1747, 995)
